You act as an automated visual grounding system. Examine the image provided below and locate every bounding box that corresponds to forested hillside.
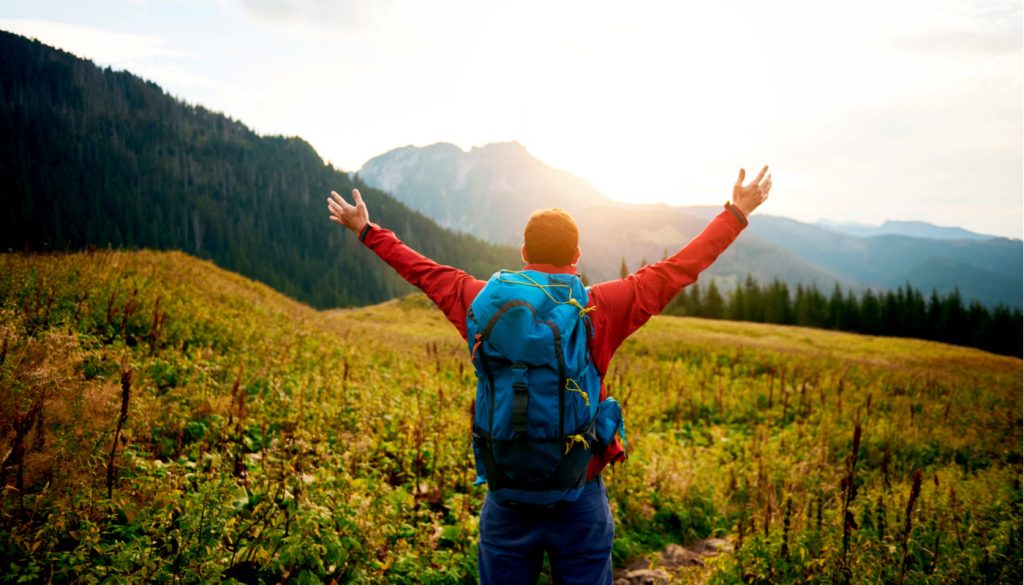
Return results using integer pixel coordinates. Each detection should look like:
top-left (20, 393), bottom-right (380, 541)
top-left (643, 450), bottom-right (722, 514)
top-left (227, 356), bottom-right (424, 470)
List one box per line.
top-left (663, 275), bottom-right (1022, 357)
top-left (0, 31), bottom-right (519, 308)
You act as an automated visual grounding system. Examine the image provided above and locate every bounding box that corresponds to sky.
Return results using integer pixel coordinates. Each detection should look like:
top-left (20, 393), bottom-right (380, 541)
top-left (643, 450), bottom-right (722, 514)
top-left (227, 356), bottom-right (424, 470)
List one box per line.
top-left (1, 0), bottom-right (1022, 238)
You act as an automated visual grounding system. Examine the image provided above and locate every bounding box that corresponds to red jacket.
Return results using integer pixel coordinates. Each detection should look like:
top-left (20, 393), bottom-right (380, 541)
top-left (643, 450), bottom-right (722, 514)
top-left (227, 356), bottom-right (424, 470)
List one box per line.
top-left (360, 203), bottom-right (748, 479)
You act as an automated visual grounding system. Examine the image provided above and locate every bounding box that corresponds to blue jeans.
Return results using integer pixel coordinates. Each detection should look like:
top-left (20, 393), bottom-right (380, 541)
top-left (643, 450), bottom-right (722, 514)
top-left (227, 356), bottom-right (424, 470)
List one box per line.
top-left (478, 478), bottom-right (614, 585)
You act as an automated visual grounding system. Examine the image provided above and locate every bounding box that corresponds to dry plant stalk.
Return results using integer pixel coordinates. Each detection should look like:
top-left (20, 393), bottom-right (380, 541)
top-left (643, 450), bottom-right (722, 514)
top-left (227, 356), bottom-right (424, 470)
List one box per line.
top-left (931, 474), bottom-right (942, 572)
top-left (147, 295), bottom-right (164, 355)
top-left (836, 376), bottom-right (844, 417)
top-left (841, 423), bottom-right (862, 564)
top-left (948, 486), bottom-right (964, 550)
top-left (105, 287), bottom-right (119, 330)
top-left (736, 505), bottom-right (747, 552)
top-left (816, 495), bottom-right (823, 531)
top-left (897, 469), bottom-right (923, 585)
top-left (228, 364), bottom-right (245, 427)
top-left (119, 288), bottom-right (139, 338)
top-left (781, 378), bottom-right (790, 424)
top-left (4, 400), bottom-right (44, 511)
top-left (72, 291), bottom-right (89, 322)
top-left (106, 366), bottom-right (133, 498)
top-left (781, 495), bottom-right (793, 559)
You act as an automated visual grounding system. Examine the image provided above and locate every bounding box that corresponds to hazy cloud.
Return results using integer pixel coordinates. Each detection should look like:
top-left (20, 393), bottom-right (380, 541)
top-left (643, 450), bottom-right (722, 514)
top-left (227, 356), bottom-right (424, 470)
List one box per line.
top-left (238, 0), bottom-right (398, 32)
top-left (0, 18), bottom-right (222, 100)
top-left (892, 29), bottom-right (1021, 55)
top-left (0, 18), bottom-right (192, 65)
top-left (888, 0), bottom-right (1022, 56)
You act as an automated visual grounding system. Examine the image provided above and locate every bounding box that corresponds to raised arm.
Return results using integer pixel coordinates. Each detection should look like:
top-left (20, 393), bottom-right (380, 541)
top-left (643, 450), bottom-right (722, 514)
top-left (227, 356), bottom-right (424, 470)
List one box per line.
top-left (588, 166), bottom-right (772, 359)
top-left (328, 189), bottom-right (484, 339)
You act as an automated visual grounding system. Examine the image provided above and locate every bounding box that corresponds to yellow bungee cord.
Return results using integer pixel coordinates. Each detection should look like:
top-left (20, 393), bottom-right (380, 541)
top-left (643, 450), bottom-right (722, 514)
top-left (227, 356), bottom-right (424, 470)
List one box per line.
top-left (565, 434), bottom-right (590, 454)
top-left (496, 270), bottom-right (596, 317)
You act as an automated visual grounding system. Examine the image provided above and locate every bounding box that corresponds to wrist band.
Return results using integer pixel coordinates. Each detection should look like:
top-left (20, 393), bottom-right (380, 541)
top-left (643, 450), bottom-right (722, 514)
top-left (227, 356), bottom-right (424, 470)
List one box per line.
top-left (358, 223), bottom-right (373, 242)
top-left (724, 202), bottom-right (748, 227)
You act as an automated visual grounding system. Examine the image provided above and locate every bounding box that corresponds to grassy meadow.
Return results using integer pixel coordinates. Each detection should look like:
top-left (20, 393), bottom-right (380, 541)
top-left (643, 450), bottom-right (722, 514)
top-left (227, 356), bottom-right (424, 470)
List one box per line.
top-left (0, 250), bottom-right (1020, 583)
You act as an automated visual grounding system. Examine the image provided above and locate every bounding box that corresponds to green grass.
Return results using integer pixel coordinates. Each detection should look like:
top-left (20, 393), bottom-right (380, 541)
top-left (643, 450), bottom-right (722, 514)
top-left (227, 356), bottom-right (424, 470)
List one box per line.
top-left (0, 250), bottom-right (1020, 583)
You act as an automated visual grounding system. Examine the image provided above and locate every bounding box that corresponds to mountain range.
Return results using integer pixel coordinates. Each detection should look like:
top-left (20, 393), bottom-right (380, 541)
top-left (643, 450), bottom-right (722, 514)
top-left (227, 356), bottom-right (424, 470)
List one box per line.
top-left (815, 219), bottom-right (995, 240)
top-left (359, 142), bottom-right (1023, 308)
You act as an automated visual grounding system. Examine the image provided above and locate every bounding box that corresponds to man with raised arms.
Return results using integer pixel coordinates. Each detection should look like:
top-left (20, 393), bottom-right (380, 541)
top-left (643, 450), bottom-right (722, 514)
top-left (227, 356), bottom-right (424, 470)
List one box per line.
top-left (327, 166), bottom-right (771, 584)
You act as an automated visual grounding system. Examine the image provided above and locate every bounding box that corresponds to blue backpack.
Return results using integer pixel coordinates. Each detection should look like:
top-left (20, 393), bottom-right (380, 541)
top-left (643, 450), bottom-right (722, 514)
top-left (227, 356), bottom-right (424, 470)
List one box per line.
top-left (467, 270), bottom-right (625, 505)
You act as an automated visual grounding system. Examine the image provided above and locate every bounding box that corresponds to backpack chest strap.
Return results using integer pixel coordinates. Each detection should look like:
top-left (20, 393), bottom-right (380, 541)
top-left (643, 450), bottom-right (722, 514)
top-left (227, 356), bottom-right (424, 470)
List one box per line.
top-left (511, 363), bottom-right (529, 434)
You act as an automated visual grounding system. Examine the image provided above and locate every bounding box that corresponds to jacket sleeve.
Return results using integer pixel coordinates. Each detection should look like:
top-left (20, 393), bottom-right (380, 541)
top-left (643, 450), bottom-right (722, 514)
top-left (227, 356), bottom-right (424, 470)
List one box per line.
top-left (359, 223), bottom-right (484, 339)
top-left (588, 203), bottom-right (747, 361)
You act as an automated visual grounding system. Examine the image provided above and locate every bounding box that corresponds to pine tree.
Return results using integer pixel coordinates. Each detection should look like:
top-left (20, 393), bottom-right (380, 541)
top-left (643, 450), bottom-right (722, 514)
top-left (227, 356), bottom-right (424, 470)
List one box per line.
top-left (744, 274), bottom-right (763, 322)
top-left (860, 289), bottom-right (881, 334)
top-left (764, 279), bottom-right (792, 324)
top-left (704, 279), bottom-right (724, 319)
top-left (844, 290), bottom-right (861, 331)
top-left (687, 282), bottom-right (702, 317)
top-left (728, 281), bottom-right (747, 321)
top-left (927, 289), bottom-right (944, 339)
top-left (941, 288), bottom-right (966, 345)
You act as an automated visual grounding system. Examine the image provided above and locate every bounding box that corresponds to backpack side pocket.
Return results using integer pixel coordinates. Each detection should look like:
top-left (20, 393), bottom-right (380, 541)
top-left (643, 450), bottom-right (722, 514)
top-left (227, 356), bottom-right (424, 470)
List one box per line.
top-left (594, 397), bottom-right (625, 449)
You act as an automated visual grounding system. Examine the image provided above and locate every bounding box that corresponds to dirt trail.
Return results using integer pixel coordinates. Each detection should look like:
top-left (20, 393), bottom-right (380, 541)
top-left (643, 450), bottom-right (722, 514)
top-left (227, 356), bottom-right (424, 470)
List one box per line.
top-left (614, 538), bottom-right (733, 585)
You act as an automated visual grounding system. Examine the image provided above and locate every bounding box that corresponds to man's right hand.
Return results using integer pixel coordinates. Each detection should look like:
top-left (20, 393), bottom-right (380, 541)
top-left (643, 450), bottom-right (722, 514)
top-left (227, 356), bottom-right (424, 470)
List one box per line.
top-left (328, 188), bottom-right (370, 234)
top-left (732, 166), bottom-right (772, 217)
